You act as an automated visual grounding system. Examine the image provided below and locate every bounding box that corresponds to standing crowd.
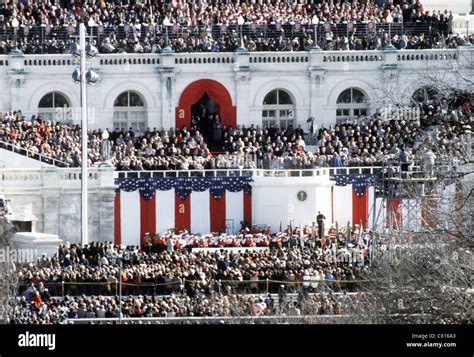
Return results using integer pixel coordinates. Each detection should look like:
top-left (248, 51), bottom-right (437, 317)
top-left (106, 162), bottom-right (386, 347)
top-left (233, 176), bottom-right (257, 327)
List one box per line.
top-left (0, 0), bottom-right (471, 54)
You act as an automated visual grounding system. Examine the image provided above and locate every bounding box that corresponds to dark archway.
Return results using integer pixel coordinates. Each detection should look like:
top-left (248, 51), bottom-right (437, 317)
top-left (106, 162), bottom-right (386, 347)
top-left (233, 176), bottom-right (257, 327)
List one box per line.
top-left (191, 93), bottom-right (220, 141)
top-left (175, 79), bottom-right (236, 129)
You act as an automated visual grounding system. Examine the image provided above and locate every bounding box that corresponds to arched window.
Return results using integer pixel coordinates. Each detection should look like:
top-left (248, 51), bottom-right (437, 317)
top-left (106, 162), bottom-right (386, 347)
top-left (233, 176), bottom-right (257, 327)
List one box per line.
top-left (336, 88), bottom-right (368, 122)
top-left (113, 91), bottom-right (147, 132)
top-left (38, 92), bottom-right (70, 121)
top-left (262, 89), bottom-right (295, 129)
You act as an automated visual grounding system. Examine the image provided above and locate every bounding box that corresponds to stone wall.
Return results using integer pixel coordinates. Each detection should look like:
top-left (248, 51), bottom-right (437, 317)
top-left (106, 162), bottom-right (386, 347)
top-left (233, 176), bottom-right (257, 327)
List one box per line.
top-left (0, 47), bottom-right (471, 131)
top-left (0, 166), bottom-right (116, 245)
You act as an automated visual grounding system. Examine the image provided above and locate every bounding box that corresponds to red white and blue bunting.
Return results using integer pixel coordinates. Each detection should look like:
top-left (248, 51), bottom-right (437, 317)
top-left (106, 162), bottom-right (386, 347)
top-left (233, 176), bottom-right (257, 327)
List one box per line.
top-left (116, 176), bottom-right (253, 200)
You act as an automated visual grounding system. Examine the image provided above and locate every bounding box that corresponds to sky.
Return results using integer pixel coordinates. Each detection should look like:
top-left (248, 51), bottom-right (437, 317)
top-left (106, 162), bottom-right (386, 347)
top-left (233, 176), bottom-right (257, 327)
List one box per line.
top-left (422, 0), bottom-right (472, 14)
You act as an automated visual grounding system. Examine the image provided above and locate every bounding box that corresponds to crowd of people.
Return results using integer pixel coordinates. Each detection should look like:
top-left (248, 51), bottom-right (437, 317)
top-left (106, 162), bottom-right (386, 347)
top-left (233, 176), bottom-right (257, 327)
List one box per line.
top-left (0, 0), bottom-right (471, 54)
top-left (1, 90), bottom-right (471, 170)
top-left (8, 221), bottom-right (372, 323)
top-left (17, 230), bottom-right (369, 297)
top-left (0, 111), bottom-right (308, 169)
top-left (315, 110), bottom-right (470, 167)
top-left (9, 290), bottom-right (364, 324)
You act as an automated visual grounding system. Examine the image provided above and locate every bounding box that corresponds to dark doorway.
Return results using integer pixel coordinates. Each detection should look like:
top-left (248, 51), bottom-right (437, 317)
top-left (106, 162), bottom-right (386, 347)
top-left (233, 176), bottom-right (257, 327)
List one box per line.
top-left (12, 220), bottom-right (32, 232)
top-left (191, 93), bottom-right (220, 141)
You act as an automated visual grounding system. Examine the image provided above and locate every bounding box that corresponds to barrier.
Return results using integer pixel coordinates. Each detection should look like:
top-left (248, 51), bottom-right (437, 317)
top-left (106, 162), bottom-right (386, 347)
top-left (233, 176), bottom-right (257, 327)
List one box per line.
top-left (191, 247), bottom-right (269, 253)
top-left (65, 315), bottom-right (352, 324)
top-left (0, 140), bottom-right (70, 167)
top-left (0, 22), bottom-right (442, 54)
top-left (21, 277), bottom-right (368, 298)
top-left (114, 166), bottom-right (384, 179)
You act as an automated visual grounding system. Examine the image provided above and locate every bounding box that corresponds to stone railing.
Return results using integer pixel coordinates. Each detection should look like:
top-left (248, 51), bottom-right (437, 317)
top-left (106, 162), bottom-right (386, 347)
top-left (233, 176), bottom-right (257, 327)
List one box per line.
top-left (321, 51), bottom-right (384, 63)
top-left (174, 52), bottom-right (235, 65)
top-left (0, 169), bottom-right (43, 184)
top-left (248, 52), bottom-right (310, 64)
top-left (0, 140), bottom-right (70, 167)
top-left (0, 166), bottom-right (117, 244)
top-left (22, 55), bottom-right (75, 67)
top-left (99, 53), bottom-right (160, 66)
top-left (396, 49), bottom-right (458, 62)
top-left (1, 47), bottom-right (471, 73)
top-left (0, 167), bottom-right (114, 189)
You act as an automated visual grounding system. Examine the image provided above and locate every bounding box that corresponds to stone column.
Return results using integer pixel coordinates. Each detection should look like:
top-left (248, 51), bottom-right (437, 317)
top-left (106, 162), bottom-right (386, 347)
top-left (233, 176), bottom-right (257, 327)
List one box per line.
top-left (234, 48), bottom-right (252, 125)
top-left (308, 51), bottom-right (326, 134)
top-left (42, 189), bottom-right (60, 236)
top-left (58, 191), bottom-right (81, 244)
top-left (7, 51), bottom-right (26, 111)
top-left (309, 69), bottom-right (326, 116)
top-left (98, 190), bottom-right (116, 243)
top-left (89, 189), bottom-right (100, 240)
top-left (234, 71), bottom-right (251, 127)
top-left (97, 166), bottom-right (117, 243)
top-left (41, 167), bottom-right (60, 236)
top-left (8, 75), bottom-right (26, 112)
top-left (158, 49), bottom-right (178, 130)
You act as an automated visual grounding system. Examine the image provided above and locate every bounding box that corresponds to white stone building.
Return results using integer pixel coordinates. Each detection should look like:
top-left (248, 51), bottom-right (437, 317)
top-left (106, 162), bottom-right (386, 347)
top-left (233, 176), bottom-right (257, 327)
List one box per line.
top-left (1, 47), bottom-right (472, 133)
top-left (0, 47), bottom-right (471, 245)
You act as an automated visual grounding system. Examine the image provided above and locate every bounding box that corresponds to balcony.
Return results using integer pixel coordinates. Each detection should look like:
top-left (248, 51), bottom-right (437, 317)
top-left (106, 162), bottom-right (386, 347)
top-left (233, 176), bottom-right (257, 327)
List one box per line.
top-left (0, 47), bottom-right (470, 74)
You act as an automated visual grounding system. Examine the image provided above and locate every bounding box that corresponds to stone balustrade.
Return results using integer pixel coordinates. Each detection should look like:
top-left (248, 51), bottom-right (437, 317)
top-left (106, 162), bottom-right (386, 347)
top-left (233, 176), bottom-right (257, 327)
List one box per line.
top-left (1, 45), bottom-right (471, 135)
top-left (2, 47), bottom-right (471, 72)
top-left (0, 167), bottom-right (110, 188)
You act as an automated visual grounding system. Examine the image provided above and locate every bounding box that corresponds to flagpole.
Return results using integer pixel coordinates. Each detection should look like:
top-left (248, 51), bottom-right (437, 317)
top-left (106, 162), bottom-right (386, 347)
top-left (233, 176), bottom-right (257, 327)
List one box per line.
top-left (80, 22), bottom-right (89, 246)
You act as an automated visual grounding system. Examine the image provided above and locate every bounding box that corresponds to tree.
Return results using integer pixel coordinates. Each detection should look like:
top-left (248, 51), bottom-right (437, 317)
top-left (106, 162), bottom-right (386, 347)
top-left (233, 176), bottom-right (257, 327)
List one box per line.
top-left (356, 171), bottom-right (473, 324)
top-left (0, 216), bottom-right (16, 245)
top-left (0, 260), bottom-right (19, 324)
top-left (0, 216), bottom-right (19, 324)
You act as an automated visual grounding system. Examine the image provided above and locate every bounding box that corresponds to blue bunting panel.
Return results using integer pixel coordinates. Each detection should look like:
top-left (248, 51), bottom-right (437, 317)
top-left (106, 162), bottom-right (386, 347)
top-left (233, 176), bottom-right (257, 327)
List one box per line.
top-left (116, 176), bottom-right (253, 200)
top-left (329, 174), bottom-right (375, 196)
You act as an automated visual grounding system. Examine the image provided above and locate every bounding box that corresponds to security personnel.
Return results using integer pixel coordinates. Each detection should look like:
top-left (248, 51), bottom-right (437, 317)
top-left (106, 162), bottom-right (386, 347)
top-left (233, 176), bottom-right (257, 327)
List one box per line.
top-left (316, 211), bottom-right (326, 239)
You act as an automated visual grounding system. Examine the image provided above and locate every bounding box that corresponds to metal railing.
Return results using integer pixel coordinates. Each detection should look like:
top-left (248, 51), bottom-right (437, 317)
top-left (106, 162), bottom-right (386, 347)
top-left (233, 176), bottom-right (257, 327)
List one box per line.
top-left (114, 164), bottom-right (457, 179)
top-left (0, 140), bottom-right (70, 167)
top-left (64, 314), bottom-right (351, 324)
top-left (19, 277), bottom-right (366, 298)
top-left (114, 166), bottom-right (384, 179)
top-left (0, 22), bottom-right (461, 54)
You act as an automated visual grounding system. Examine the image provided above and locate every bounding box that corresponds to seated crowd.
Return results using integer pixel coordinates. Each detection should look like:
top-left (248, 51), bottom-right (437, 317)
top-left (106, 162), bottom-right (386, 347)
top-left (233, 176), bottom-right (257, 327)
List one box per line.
top-left (18, 224), bottom-right (369, 295)
top-left (0, 90), bottom-right (471, 170)
top-left (0, 112), bottom-right (308, 170)
top-left (316, 109), bottom-right (471, 167)
top-left (10, 223), bottom-right (370, 323)
top-left (0, 0), bottom-right (472, 54)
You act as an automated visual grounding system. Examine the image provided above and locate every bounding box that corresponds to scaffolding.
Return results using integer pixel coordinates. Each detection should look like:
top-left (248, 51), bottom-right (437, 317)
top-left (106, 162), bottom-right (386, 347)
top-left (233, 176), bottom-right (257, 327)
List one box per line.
top-left (375, 175), bottom-right (438, 234)
top-left (368, 156), bottom-right (469, 262)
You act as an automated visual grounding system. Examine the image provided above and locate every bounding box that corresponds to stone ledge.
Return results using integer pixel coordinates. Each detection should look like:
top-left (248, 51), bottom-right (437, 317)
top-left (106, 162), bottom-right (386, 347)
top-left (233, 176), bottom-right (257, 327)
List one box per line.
top-left (11, 232), bottom-right (62, 258)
